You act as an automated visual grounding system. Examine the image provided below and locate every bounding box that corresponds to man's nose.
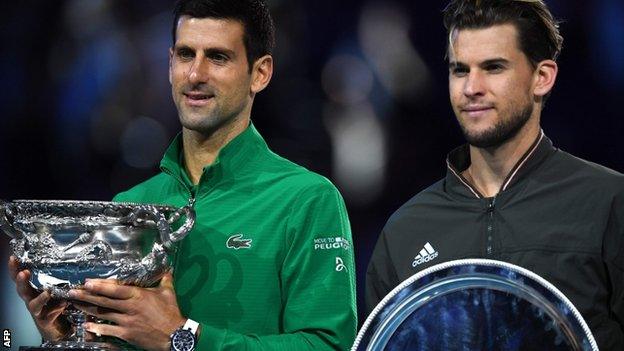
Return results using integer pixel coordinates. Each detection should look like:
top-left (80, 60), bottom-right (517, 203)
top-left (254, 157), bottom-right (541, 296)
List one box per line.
top-left (463, 71), bottom-right (485, 97)
top-left (187, 57), bottom-right (209, 85)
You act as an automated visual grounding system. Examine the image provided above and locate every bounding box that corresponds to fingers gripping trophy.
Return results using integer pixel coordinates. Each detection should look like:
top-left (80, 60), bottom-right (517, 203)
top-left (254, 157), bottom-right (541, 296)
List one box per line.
top-left (1, 199), bottom-right (195, 351)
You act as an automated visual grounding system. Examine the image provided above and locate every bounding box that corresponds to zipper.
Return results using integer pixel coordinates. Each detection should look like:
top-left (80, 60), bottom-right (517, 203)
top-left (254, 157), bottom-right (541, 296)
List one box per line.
top-left (161, 168), bottom-right (197, 277)
top-left (162, 168), bottom-right (196, 205)
top-left (187, 195), bottom-right (196, 207)
top-left (486, 197), bottom-right (496, 256)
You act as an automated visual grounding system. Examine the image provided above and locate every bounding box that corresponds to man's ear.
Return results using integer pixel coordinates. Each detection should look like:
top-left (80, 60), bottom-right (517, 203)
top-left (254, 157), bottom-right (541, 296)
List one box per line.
top-left (250, 55), bottom-right (273, 94)
top-left (533, 59), bottom-right (558, 97)
top-left (168, 47), bottom-right (174, 85)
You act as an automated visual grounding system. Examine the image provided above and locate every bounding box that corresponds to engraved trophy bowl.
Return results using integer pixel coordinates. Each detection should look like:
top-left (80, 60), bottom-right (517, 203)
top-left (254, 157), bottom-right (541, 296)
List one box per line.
top-left (1, 199), bottom-right (196, 351)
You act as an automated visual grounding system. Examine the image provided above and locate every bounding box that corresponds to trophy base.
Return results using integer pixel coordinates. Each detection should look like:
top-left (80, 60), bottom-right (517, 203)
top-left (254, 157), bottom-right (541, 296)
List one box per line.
top-left (20, 341), bottom-right (120, 351)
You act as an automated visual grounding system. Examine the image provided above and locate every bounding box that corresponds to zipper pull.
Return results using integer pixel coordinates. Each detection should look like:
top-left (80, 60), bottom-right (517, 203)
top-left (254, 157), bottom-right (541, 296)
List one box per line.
top-left (487, 197), bottom-right (496, 212)
top-left (188, 195), bottom-right (196, 208)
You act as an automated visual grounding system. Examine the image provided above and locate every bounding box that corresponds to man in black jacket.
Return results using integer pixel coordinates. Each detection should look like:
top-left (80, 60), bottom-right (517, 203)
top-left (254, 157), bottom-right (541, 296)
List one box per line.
top-left (365, 1), bottom-right (624, 349)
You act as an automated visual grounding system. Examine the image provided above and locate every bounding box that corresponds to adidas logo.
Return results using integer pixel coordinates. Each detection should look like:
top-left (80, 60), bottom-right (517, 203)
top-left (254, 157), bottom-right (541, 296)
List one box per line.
top-left (412, 242), bottom-right (438, 267)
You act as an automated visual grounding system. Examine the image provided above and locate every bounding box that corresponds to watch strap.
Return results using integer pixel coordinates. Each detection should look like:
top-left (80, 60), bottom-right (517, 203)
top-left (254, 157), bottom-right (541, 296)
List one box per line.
top-left (170, 318), bottom-right (199, 351)
top-left (183, 318), bottom-right (199, 335)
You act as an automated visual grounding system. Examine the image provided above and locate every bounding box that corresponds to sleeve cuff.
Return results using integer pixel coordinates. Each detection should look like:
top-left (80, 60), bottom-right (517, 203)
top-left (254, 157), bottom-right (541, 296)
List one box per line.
top-left (195, 323), bottom-right (227, 351)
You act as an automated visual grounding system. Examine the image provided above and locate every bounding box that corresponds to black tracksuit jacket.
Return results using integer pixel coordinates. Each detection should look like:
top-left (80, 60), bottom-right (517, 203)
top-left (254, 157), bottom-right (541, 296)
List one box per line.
top-left (366, 132), bottom-right (624, 350)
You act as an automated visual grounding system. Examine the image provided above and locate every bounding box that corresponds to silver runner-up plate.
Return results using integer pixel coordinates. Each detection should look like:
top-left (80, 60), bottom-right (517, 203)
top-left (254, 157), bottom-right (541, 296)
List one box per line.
top-left (353, 259), bottom-right (598, 351)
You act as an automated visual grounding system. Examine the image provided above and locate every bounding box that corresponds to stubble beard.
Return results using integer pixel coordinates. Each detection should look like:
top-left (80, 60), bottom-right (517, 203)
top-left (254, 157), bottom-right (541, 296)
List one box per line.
top-left (179, 108), bottom-right (231, 135)
top-left (176, 95), bottom-right (243, 137)
top-left (458, 102), bottom-right (534, 149)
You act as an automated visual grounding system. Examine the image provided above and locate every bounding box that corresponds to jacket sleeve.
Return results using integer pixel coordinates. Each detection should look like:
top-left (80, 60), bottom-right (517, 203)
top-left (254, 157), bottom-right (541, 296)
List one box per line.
top-left (604, 187), bottom-right (624, 332)
top-left (194, 182), bottom-right (357, 351)
top-left (365, 228), bottom-right (400, 317)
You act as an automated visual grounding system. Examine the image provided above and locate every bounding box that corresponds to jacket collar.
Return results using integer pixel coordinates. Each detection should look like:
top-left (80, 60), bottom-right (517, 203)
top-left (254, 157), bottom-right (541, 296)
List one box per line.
top-left (160, 122), bottom-right (268, 190)
top-left (445, 130), bottom-right (556, 199)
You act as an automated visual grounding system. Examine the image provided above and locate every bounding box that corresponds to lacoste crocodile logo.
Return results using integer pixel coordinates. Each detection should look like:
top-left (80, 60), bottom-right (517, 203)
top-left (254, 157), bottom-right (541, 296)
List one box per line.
top-left (226, 234), bottom-right (253, 249)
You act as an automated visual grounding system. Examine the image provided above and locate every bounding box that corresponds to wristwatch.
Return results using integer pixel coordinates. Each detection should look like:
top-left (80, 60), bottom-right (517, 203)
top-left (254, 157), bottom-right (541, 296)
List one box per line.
top-left (170, 318), bottom-right (199, 351)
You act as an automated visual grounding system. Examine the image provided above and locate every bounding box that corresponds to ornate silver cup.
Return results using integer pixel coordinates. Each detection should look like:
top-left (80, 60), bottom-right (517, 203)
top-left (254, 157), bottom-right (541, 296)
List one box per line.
top-left (1, 199), bottom-right (196, 351)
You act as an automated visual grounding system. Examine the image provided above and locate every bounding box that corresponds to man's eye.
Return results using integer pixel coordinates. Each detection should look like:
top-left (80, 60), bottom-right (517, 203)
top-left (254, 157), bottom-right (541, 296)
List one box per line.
top-left (451, 68), bottom-right (468, 77)
top-left (177, 49), bottom-right (194, 60)
top-left (210, 53), bottom-right (229, 62)
top-left (485, 64), bottom-right (504, 73)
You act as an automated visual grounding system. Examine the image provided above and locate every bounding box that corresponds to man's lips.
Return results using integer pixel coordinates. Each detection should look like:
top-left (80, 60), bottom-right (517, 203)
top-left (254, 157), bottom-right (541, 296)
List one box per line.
top-left (183, 92), bottom-right (214, 107)
top-left (461, 105), bottom-right (494, 118)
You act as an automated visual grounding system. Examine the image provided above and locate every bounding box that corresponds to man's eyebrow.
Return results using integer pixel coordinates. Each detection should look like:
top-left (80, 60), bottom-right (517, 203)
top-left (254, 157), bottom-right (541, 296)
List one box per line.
top-left (480, 58), bottom-right (510, 66)
top-left (449, 61), bottom-right (468, 69)
top-left (448, 58), bottom-right (510, 69)
top-left (173, 44), bottom-right (193, 51)
top-left (203, 47), bottom-right (236, 57)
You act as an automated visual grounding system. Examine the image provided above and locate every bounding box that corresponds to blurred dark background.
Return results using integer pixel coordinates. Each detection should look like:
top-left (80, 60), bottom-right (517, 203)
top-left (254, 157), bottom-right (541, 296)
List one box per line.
top-left (1, 0), bottom-right (622, 347)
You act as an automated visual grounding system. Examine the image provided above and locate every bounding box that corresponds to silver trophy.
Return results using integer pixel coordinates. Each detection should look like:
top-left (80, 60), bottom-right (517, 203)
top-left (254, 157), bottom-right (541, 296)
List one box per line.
top-left (354, 259), bottom-right (598, 351)
top-left (1, 199), bottom-right (196, 351)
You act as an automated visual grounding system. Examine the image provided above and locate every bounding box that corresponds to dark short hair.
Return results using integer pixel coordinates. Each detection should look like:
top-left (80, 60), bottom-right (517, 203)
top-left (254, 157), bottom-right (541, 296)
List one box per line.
top-left (172, 0), bottom-right (275, 71)
top-left (443, 0), bottom-right (563, 67)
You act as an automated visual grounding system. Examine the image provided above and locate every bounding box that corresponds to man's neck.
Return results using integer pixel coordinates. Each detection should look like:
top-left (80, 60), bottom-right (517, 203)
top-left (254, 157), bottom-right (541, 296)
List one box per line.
top-left (182, 116), bottom-right (250, 185)
top-left (462, 122), bottom-right (540, 198)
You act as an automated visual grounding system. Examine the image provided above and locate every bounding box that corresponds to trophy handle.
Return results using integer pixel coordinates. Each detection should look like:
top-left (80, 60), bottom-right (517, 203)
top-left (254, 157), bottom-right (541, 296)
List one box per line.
top-left (127, 205), bottom-right (195, 252)
top-left (124, 207), bottom-right (170, 250)
top-left (0, 200), bottom-right (22, 239)
top-left (164, 205), bottom-right (196, 246)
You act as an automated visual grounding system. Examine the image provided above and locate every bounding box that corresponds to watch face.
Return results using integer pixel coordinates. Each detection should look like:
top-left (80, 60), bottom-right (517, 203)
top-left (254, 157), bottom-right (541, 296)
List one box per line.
top-left (171, 329), bottom-right (196, 351)
top-left (354, 259), bottom-right (598, 351)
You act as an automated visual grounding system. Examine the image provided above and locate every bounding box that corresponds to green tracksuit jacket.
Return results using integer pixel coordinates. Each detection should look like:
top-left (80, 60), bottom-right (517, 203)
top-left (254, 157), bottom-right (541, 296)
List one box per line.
top-left (114, 123), bottom-right (357, 350)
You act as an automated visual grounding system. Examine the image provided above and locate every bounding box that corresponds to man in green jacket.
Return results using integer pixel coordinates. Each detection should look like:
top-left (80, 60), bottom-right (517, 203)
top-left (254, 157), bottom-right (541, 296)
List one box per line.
top-left (9, 0), bottom-right (357, 350)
